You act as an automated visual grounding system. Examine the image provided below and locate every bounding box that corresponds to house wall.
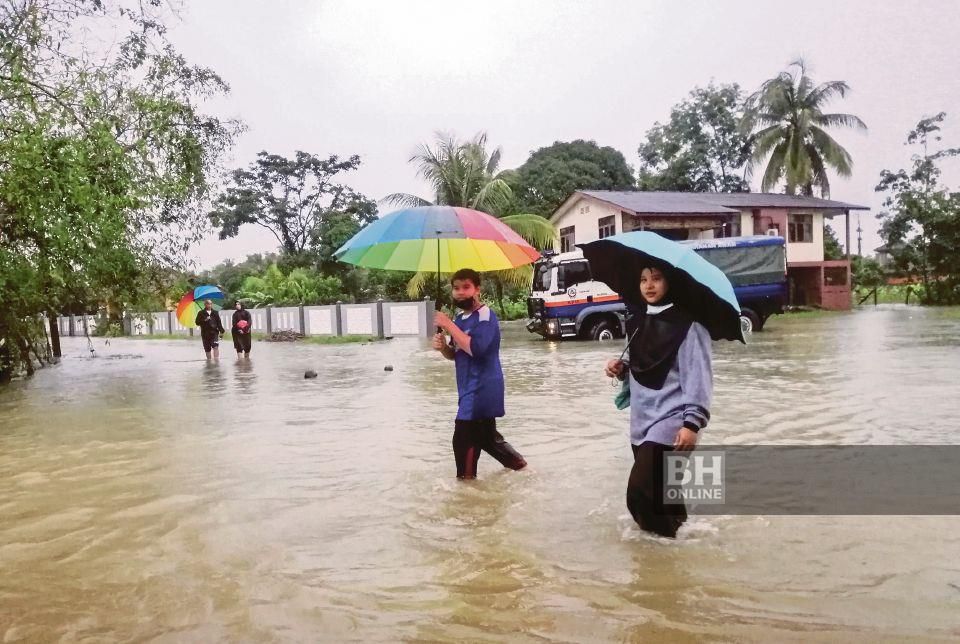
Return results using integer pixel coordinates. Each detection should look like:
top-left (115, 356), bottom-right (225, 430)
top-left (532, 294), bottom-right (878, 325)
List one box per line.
top-left (745, 208), bottom-right (825, 264)
top-left (554, 197), bottom-right (831, 263)
top-left (552, 195), bottom-right (623, 247)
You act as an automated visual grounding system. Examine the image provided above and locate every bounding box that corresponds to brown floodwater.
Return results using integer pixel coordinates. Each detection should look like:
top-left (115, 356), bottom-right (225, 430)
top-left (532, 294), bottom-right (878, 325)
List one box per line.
top-left (1, 306), bottom-right (959, 642)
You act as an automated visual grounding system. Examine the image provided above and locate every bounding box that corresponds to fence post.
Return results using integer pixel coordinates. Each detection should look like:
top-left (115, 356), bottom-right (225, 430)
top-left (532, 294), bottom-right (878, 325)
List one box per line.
top-left (376, 298), bottom-right (385, 339)
top-left (167, 311), bottom-right (173, 335)
top-left (298, 305), bottom-right (306, 335)
top-left (335, 301), bottom-right (343, 336)
top-left (69, 315), bottom-right (76, 337)
top-left (266, 306), bottom-right (273, 335)
top-left (423, 296), bottom-right (433, 337)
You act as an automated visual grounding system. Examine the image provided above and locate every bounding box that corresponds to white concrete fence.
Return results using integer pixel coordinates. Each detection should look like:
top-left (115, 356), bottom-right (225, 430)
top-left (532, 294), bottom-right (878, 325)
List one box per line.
top-left (55, 300), bottom-right (437, 339)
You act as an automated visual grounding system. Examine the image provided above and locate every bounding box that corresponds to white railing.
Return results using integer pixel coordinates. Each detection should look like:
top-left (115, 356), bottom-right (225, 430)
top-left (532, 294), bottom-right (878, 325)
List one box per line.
top-left (55, 300), bottom-right (435, 339)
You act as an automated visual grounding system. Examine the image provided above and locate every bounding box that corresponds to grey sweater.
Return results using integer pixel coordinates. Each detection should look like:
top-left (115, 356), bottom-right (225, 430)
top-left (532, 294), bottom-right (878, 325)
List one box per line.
top-left (626, 319), bottom-right (713, 446)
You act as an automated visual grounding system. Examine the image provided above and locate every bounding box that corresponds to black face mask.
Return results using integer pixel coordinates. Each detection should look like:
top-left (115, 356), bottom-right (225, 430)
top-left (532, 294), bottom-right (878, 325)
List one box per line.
top-left (453, 297), bottom-right (476, 310)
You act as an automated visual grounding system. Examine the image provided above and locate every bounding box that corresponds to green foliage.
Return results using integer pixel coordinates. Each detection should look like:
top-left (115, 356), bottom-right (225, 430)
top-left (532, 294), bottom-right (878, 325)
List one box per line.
top-left (638, 84), bottom-right (751, 192)
top-left (823, 224), bottom-right (844, 260)
top-left (95, 322), bottom-right (124, 338)
top-left (0, 0), bottom-right (238, 378)
top-left (743, 59), bottom-right (866, 197)
top-left (510, 140), bottom-right (635, 217)
top-left (385, 132), bottom-right (514, 215)
top-left (851, 256), bottom-right (885, 289)
top-left (236, 264), bottom-right (346, 307)
top-left (486, 292), bottom-right (528, 321)
top-left (876, 112), bottom-right (960, 304)
top-left (210, 151), bottom-right (377, 255)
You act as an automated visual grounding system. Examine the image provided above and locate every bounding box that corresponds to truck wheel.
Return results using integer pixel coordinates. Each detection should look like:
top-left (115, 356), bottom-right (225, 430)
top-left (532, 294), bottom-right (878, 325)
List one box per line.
top-left (740, 308), bottom-right (761, 334)
top-left (589, 318), bottom-right (617, 341)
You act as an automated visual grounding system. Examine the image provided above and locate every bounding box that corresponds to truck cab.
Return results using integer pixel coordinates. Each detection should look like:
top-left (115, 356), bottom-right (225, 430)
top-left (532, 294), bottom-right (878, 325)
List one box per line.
top-left (526, 248), bottom-right (627, 341)
top-left (527, 235), bottom-right (788, 340)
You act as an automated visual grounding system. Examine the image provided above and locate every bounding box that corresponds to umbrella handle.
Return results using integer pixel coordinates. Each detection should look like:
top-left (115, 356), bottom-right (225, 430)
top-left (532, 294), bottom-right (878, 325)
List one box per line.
top-left (436, 235), bottom-right (443, 334)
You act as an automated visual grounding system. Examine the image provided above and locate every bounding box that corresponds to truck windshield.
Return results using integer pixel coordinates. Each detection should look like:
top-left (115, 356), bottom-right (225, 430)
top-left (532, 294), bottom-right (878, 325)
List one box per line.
top-left (557, 261), bottom-right (591, 290)
top-left (532, 262), bottom-right (552, 291)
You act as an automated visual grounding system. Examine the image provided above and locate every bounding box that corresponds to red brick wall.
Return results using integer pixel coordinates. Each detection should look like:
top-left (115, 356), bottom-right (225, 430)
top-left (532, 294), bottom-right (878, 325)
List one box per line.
top-left (788, 266), bottom-right (822, 307)
top-left (821, 260), bottom-right (851, 310)
top-left (788, 261), bottom-right (852, 310)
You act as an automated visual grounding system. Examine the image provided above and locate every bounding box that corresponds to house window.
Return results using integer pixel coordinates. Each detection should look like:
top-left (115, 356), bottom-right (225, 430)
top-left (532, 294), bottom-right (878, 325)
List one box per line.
top-left (578, 204), bottom-right (591, 214)
top-left (788, 214), bottom-right (814, 243)
top-left (559, 226), bottom-right (575, 253)
top-left (598, 216), bottom-right (616, 239)
top-left (719, 217), bottom-right (741, 238)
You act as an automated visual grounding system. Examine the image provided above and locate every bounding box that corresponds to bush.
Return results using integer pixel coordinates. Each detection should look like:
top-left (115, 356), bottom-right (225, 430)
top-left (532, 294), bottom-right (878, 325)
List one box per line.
top-left (236, 264), bottom-right (347, 307)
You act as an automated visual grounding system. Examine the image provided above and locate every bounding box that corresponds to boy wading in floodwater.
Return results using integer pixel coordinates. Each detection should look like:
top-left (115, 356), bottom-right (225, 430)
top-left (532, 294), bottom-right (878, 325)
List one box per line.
top-left (433, 269), bottom-right (527, 480)
top-left (605, 264), bottom-right (713, 538)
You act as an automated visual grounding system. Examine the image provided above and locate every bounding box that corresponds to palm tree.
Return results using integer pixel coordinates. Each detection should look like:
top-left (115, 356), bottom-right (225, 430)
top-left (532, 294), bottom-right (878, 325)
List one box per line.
top-left (743, 59), bottom-right (867, 197)
top-left (384, 132), bottom-right (556, 308)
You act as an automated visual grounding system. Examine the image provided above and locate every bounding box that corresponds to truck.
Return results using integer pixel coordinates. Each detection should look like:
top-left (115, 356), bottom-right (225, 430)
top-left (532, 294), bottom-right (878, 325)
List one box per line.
top-left (526, 235), bottom-right (788, 340)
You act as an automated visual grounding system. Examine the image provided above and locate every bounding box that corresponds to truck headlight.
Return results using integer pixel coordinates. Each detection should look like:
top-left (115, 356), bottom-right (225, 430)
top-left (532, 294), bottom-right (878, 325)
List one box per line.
top-left (546, 319), bottom-right (559, 335)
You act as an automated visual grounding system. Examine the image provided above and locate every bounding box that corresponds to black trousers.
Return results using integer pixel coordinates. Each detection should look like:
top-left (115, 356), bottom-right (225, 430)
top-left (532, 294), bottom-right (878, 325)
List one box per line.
top-left (626, 442), bottom-right (688, 538)
top-left (453, 419), bottom-right (526, 479)
top-left (201, 332), bottom-right (220, 353)
top-left (233, 332), bottom-right (252, 354)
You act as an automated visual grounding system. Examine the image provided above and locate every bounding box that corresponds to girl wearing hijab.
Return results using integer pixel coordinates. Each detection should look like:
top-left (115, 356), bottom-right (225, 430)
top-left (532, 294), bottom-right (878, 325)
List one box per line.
top-left (604, 262), bottom-right (713, 538)
top-left (231, 301), bottom-right (253, 358)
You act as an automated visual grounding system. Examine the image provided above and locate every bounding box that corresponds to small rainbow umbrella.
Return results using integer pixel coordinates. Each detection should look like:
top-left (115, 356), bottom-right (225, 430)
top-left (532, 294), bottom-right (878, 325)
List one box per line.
top-left (334, 206), bottom-right (541, 302)
top-left (176, 285), bottom-right (225, 327)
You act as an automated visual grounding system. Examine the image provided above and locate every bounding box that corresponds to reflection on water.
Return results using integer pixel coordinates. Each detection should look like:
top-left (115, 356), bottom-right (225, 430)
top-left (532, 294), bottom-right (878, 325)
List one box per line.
top-left (233, 358), bottom-right (257, 396)
top-left (1, 306), bottom-right (959, 641)
top-left (200, 360), bottom-right (227, 397)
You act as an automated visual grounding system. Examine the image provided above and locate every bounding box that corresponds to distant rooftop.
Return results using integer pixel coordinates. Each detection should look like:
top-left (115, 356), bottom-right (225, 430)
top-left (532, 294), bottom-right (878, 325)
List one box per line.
top-left (561, 190), bottom-right (869, 218)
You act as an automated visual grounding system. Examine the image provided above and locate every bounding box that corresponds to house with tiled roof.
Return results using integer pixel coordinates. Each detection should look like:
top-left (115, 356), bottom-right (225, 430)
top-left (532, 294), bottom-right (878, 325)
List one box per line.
top-left (549, 190), bottom-right (869, 310)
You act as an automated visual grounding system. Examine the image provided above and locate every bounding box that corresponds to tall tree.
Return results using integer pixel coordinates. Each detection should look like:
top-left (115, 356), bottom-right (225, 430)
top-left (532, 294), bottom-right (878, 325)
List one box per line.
top-left (510, 140), bottom-right (635, 217)
top-left (209, 151), bottom-right (377, 257)
top-left (385, 132), bottom-right (555, 306)
top-left (0, 0), bottom-right (238, 378)
top-left (743, 59), bottom-right (866, 197)
top-left (638, 84), bottom-right (751, 193)
top-left (876, 112), bottom-right (960, 304)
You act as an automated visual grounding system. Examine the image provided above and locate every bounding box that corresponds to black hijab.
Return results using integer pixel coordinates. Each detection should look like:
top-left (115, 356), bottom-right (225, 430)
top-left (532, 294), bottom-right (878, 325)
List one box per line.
top-left (624, 265), bottom-right (693, 390)
top-left (232, 302), bottom-right (251, 324)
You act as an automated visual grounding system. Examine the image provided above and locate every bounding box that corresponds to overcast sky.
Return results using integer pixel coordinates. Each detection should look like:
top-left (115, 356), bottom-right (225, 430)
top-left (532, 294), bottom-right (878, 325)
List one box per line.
top-left (165, 0), bottom-right (960, 269)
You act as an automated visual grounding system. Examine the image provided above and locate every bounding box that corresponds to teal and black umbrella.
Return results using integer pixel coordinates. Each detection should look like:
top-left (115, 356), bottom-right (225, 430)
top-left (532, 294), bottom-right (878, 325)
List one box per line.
top-left (579, 231), bottom-right (744, 342)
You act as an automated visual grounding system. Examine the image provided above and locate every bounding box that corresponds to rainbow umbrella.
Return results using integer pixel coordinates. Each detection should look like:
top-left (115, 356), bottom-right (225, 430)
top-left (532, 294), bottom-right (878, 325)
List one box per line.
top-left (334, 206), bottom-right (541, 302)
top-left (176, 284), bottom-right (225, 327)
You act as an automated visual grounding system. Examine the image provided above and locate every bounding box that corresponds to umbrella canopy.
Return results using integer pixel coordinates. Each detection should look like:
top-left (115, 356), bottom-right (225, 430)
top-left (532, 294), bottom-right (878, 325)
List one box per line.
top-left (334, 206), bottom-right (540, 273)
top-left (176, 285), bottom-right (225, 327)
top-left (578, 232), bottom-right (744, 342)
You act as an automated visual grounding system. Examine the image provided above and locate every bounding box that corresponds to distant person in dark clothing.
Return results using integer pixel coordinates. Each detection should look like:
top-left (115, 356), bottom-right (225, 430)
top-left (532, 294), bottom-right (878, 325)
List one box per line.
top-left (195, 299), bottom-right (224, 360)
top-left (231, 301), bottom-right (252, 358)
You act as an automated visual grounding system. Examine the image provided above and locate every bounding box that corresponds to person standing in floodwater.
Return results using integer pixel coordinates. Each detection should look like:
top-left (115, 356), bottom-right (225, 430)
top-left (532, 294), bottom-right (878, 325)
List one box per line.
top-left (433, 268), bottom-right (527, 480)
top-left (231, 301), bottom-right (253, 358)
top-left (195, 299), bottom-right (225, 360)
top-left (605, 264), bottom-right (713, 538)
